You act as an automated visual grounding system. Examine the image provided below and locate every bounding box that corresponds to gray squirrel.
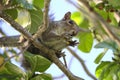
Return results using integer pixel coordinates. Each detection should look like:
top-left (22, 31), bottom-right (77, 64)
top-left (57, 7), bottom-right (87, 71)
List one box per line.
top-left (0, 12), bottom-right (81, 59)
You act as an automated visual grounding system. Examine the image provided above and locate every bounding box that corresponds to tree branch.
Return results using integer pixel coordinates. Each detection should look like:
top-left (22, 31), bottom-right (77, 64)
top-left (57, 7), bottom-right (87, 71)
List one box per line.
top-left (53, 57), bottom-right (74, 79)
top-left (33, 0), bottom-right (50, 39)
top-left (0, 12), bottom-right (32, 40)
top-left (67, 47), bottom-right (97, 80)
top-left (43, 0), bottom-right (50, 29)
top-left (0, 6), bottom-right (84, 80)
top-left (67, 0), bottom-right (120, 47)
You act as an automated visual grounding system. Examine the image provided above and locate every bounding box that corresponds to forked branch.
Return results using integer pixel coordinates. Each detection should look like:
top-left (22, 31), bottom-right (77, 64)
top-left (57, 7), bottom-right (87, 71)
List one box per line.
top-left (0, 0), bottom-right (84, 80)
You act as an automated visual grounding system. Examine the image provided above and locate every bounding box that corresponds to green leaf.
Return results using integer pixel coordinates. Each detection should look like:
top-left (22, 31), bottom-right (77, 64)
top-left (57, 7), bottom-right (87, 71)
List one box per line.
top-left (117, 69), bottom-right (120, 80)
top-left (24, 52), bottom-right (51, 72)
top-left (27, 9), bottom-right (43, 33)
top-left (5, 62), bottom-right (26, 76)
top-left (107, 0), bottom-right (120, 8)
top-left (96, 61), bottom-right (120, 80)
top-left (95, 61), bottom-right (110, 78)
top-left (31, 75), bottom-right (42, 80)
top-left (33, 0), bottom-right (44, 9)
top-left (0, 62), bottom-right (26, 79)
top-left (0, 55), bottom-right (4, 66)
top-left (99, 62), bottom-right (115, 80)
top-left (78, 32), bottom-right (93, 53)
top-left (16, 10), bottom-right (30, 27)
top-left (95, 4), bottom-right (117, 26)
top-left (71, 12), bottom-right (83, 25)
top-left (95, 8), bottom-right (108, 20)
top-left (10, 0), bottom-right (18, 6)
top-left (94, 39), bottom-right (118, 52)
top-left (94, 49), bottom-right (108, 64)
top-left (39, 73), bottom-right (52, 80)
top-left (16, 0), bottom-right (33, 9)
top-left (4, 9), bottom-right (18, 20)
top-left (108, 12), bottom-right (118, 26)
top-left (31, 73), bottom-right (52, 80)
top-left (109, 65), bottom-right (120, 80)
top-left (79, 18), bottom-right (89, 28)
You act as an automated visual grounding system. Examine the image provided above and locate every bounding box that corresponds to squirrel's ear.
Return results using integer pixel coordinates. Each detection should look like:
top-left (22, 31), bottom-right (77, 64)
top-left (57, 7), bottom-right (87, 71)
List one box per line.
top-left (62, 12), bottom-right (71, 20)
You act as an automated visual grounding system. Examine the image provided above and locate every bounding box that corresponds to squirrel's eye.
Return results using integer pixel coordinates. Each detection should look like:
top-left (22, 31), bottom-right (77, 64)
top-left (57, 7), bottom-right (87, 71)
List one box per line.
top-left (68, 20), bottom-right (74, 25)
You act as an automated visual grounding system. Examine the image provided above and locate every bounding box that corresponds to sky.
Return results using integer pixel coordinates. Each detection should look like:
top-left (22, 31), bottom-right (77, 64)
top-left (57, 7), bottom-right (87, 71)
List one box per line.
top-left (0, 0), bottom-right (114, 80)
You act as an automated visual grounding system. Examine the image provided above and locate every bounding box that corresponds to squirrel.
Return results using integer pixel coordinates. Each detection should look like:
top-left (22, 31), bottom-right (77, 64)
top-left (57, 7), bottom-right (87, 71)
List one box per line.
top-left (0, 12), bottom-right (80, 59)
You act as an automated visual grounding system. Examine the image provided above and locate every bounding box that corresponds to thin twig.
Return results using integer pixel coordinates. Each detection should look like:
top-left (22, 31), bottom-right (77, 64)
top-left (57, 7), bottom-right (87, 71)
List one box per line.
top-left (53, 57), bottom-right (74, 79)
top-left (0, 42), bottom-right (30, 67)
top-left (5, 44), bottom-right (30, 61)
top-left (67, 47), bottom-right (97, 80)
top-left (67, 0), bottom-right (120, 47)
top-left (33, 0), bottom-right (50, 39)
top-left (0, 4), bottom-right (84, 80)
top-left (78, 0), bottom-right (120, 47)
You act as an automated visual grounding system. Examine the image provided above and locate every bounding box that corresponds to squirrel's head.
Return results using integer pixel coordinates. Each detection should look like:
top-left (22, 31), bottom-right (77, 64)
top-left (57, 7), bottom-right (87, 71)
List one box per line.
top-left (48, 12), bottom-right (80, 40)
top-left (60, 12), bottom-right (80, 37)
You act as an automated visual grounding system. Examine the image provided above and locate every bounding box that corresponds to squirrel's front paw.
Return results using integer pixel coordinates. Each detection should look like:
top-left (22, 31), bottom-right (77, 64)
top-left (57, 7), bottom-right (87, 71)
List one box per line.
top-left (68, 40), bottom-right (79, 47)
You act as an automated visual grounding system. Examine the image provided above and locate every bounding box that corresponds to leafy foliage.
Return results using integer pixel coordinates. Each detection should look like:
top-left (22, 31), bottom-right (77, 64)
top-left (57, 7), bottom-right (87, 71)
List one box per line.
top-left (94, 40), bottom-right (118, 52)
top-left (107, 0), bottom-right (120, 9)
top-left (31, 73), bottom-right (52, 80)
top-left (4, 9), bottom-right (18, 20)
top-left (94, 49), bottom-right (108, 64)
top-left (94, 39), bottom-right (120, 79)
top-left (24, 51), bottom-right (51, 72)
top-left (96, 61), bottom-right (120, 80)
top-left (0, 62), bottom-right (26, 79)
top-left (3, 0), bottom-right (43, 33)
top-left (93, 0), bottom-right (120, 79)
top-left (1, 0), bottom-right (120, 80)
top-left (27, 10), bottom-right (43, 33)
top-left (33, 0), bottom-right (44, 9)
top-left (0, 0), bottom-right (52, 80)
top-left (16, 0), bottom-right (33, 9)
top-left (72, 12), bottom-right (93, 53)
top-left (71, 12), bottom-right (83, 25)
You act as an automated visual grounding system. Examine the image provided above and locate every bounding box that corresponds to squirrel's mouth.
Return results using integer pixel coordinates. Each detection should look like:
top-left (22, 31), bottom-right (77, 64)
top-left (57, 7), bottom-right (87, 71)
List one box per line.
top-left (70, 30), bottom-right (78, 36)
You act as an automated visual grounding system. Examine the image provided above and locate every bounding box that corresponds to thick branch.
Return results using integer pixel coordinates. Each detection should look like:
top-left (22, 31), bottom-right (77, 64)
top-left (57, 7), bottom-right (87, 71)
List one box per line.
top-left (0, 11), bottom-right (83, 80)
top-left (67, 47), bottom-right (97, 80)
top-left (0, 12), bottom-right (32, 40)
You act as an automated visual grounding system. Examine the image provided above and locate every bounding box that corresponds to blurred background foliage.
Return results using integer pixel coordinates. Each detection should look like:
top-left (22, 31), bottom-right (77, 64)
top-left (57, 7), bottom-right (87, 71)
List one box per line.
top-left (0, 0), bottom-right (120, 80)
